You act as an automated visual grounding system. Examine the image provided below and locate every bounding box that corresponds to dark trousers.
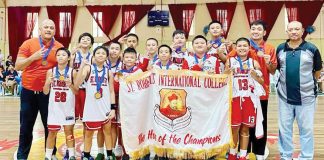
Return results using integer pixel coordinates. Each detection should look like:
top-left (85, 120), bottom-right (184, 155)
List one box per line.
top-left (248, 100), bottom-right (268, 155)
top-left (17, 87), bottom-right (56, 159)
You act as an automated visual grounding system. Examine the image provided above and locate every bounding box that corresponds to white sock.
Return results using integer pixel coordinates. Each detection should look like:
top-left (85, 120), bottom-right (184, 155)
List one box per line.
top-left (256, 154), bottom-right (264, 160)
top-left (240, 149), bottom-right (247, 157)
top-left (229, 148), bottom-right (237, 155)
top-left (68, 148), bottom-right (75, 157)
top-left (98, 147), bottom-right (104, 154)
top-left (45, 148), bottom-right (53, 159)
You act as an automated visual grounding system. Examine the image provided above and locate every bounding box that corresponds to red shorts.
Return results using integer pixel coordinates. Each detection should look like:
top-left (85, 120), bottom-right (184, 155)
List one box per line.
top-left (75, 89), bottom-right (86, 120)
top-left (84, 119), bottom-right (110, 130)
top-left (231, 97), bottom-right (256, 127)
top-left (48, 125), bottom-right (62, 131)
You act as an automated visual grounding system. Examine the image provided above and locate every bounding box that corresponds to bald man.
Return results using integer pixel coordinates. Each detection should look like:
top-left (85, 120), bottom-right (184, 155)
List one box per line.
top-left (15, 19), bottom-right (63, 159)
top-left (276, 21), bottom-right (322, 160)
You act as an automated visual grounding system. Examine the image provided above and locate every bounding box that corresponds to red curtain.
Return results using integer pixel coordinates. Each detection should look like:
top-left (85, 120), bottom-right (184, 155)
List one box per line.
top-left (244, 1), bottom-right (284, 41)
top-left (47, 6), bottom-right (77, 47)
top-left (169, 4), bottom-right (196, 39)
top-left (86, 5), bottom-right (121, 39)
top-left (285, 1), bottom-right (323, 38)
top-left (107, 5), bottom-right (154, 43)
top-left (8, 7), bottom-right (40, 62)
top-left (206, 2), bottom-right (237, 38)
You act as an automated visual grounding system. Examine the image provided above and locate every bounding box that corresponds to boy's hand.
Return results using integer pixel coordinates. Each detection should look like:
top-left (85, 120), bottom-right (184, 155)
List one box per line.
top-left (118, 35), bottom-right (127, 44)
top-left (107, 110), bottom-right (116, 120)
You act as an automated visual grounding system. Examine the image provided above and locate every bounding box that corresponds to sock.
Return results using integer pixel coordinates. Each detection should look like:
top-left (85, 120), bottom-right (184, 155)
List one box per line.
top-left (68, 148), bottom-right (75, 157)
top-left (45, 148), bottom-right (53, 159)
top-left (98, 147), bottom-right (104, 154)
top-left (229, 148), bottom-right (237, 155)
top-left (256, 154), bottom-right (264, 160)
top-left (240, 149), bottom-right (247, 157)
top-left (84, 152), bottom-right (91, 158)
top-left (107, 150), bottom-right (113, 156)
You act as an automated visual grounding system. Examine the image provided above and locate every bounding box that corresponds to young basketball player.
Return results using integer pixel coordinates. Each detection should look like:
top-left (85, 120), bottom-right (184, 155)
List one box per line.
top-left (70, 33), bottom-right (94, 120)
top-left (118, 33), bottom-right (149, 71)
top-left (207, 20), bottom-right (229, 62)
top-left (114, 47), bottom-right (143, 160)
top-left (182, 35), bottom-right (223, 74)
top-left (145, 38), bottom-right (159, 65)
top-left (170, 30), bottom-right (190, 68)
top-left (152, 44), bottom-right (178, 70)
top-left (225, 38), bottom-right (264, 160)
top-left (43, 48), bottom-right (78, 160)
top-left (75, 46), bottom-right (116, 160)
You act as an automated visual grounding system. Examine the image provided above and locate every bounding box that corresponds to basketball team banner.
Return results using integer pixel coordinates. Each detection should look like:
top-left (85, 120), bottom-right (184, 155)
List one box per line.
top-left (119, 69), bottom-right (234, 159)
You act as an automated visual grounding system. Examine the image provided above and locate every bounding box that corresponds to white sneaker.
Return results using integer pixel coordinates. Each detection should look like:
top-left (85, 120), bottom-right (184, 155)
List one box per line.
top-left (13, 150), bottom-right (17, 160)
top-left (52, 155), bottom-right (58, 160)
top-left (264, 145), bottom-right (269, 159)
top-left (113, 145), bottom-right (123, 157)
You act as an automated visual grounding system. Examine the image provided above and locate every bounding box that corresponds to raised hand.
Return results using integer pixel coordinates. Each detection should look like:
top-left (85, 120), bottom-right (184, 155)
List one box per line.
top-left (31, 47), bottom-right (47, 61)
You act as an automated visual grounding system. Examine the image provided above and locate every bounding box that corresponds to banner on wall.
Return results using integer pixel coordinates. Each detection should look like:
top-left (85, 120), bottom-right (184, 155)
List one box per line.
top-left (119, 69), bottom-right (233, 159)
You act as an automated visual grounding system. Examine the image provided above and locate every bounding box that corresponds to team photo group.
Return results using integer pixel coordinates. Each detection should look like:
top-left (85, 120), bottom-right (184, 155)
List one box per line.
top-left (13, 16), bottom-right (322, 160)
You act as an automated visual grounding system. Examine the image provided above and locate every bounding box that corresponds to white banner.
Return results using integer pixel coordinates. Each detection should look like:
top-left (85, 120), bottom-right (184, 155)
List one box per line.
top-left (119, 69), bottom-right (233, 159)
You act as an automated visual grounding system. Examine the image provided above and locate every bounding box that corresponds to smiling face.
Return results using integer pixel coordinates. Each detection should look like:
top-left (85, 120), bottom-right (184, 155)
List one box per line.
top-left (79, 36), bottom-right (92, 48)
top-left (40, 19), bottom-right (55, 41)
top-left (193, 38), bottom-right (207, 54)
top-left (250, 24), bottom-right (266, 41)
top-left (209, 22), bottom-right (223, 37)
top-left (235, 40), bottom-right (250, 58)
top-left (173, 33), bottom-right (186, 48)
top-left (123, 52), bottom-right (137, 68)
top-left (158, 46), bottom-right (172, 62)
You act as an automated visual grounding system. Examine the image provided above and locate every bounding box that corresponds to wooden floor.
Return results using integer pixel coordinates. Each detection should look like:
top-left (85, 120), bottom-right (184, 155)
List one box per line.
top-left (0, 95), bottom-right (323, 160)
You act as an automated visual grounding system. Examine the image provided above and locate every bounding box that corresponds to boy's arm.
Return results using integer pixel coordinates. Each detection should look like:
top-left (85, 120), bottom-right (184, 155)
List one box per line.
top-left (69, 69), bottom-right (79, 94)
top-left (74, 59), bottom-right (90, 88)
top-left (108, 71), bottom-right (116, 120)
top-left (251, 60), bottom-right (264, 85)
top-left (43, 69), bottom-right (53, 95)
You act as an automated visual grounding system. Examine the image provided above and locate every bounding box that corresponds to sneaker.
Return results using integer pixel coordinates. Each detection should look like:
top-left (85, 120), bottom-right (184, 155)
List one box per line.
top-left (95, 153), bottom-right (105, 160)
top-left (238, 156), bottom-right (247, 160)
top-left (51, 155), bottom-right (58, 160)
top-left (69, 156), bottom-right (76, 160)
top-left (82, 153), bottom-right (94, 160)
top-left (63, 150), bottom-right (69, 160)
top-left (82, 157), bottom-right (94, 160)
top-left (122, 154), bottom-right (129, 160)
top-left (106, 154), bottom-right (116, 160)
top-left (264, 145), bottom-right (269, 159)
top-left (113, 145), bottom-right (123, 157)
top-left (228, 153), bottom-right (237, 160)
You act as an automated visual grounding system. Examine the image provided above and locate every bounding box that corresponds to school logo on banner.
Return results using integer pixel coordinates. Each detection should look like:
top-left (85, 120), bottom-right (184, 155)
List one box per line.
top-left (154, 89), bottom-right (191, 132)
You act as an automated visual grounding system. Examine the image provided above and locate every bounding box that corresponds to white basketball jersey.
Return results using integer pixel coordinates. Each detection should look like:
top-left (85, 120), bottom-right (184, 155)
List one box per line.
top-left (83, 65), bottom-right (112, 122)
top-left (152, 61), bottom-right (179, 70)
top-left (48, 67), bottom-right (75, 126)
top-left (171, 49), bottom-right (188, 68)
top-left (73, 52), bottom-right (93, 88)
top-left (105, 59), bottom-right (123, 75)
top-left (230, 57), bottom-right (256, 97)
top-left (207, 43), bottom-right (228, 56)
top-left (72, 52), bottom-right (93, 71)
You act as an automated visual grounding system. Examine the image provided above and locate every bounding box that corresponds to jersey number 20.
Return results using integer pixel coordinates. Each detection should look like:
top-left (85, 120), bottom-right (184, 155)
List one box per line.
top-left (55, 92), bottom-right (67, 102)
